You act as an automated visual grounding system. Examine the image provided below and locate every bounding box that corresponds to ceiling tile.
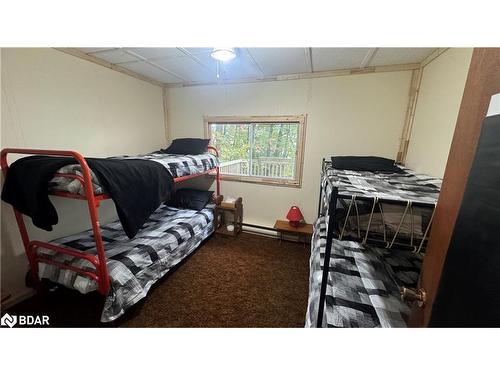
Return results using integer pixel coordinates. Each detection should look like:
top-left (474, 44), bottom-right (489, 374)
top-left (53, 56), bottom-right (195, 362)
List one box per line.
top-left (219, 52), bottom-right (262, 80)
top-left (125, 48), bottom-right (184, 60)
top-left (77, 47), bottom-right (439, 85)
top-left (369, 48), bottom-right (435, 66)
top-left (184, 48), bottom-right (213, 56)
top-left (120, 61), bottom-right (184, 84)
top-left (79, 47), bottom-right (116, 54)
top-left (185, 50), bottom-right (218, 71)
top-left (154, 56), bottom-right (214, 83)
top-left (90, 49), bottom-right (141, 64)
top-left (248, 48), bottom-right (310, 76)
top-left (312, 48), bottom-right (372, 71)
top-left (180, 49), bottom-right (262, 81)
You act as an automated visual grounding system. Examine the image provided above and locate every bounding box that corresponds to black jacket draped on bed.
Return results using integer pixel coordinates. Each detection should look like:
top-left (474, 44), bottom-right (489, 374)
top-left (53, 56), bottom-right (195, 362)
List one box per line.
top-left (1, 156), bottom-right (175, 239)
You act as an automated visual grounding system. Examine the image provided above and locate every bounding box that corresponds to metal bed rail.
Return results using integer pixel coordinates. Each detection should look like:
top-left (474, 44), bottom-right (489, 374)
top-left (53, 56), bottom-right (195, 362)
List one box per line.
top-left (317, 158), bottom-right (437, 253)
top-left (336, 194), bottom-right (437, 253)
top-left (316, 185), bottom-right (339, 328)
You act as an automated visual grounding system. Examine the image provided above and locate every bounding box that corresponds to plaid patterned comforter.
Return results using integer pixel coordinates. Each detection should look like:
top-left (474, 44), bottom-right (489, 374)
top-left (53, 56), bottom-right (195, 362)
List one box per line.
top-left (305, 217), bottom-right (422, 328)
top-left (37, 204), bottom-right (214, 322)
top-left (319, 162), bottom-right (441, 243)
top-left (49, 152), bottom-right (219, 195)
top-left (323, 161), bottom-right (441, 204)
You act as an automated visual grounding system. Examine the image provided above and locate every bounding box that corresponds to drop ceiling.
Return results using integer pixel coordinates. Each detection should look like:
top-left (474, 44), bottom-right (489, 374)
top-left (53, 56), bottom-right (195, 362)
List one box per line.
top-left (76, 48), bottom-right (436, 86)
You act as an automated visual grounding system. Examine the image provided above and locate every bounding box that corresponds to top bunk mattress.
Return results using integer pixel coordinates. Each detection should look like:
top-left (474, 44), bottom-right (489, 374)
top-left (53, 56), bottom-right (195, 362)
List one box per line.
top-left (319, 161), bottom-right (442, 247)
top-left (49, 152), bottom-right (219, 195)
top-left (323, 160), bottom-right (442, 205)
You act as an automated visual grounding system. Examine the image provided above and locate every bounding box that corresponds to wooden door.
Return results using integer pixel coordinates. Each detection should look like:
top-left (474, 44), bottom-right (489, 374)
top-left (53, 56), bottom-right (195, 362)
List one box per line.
top-left (409, 48), bottom-right (500, 327)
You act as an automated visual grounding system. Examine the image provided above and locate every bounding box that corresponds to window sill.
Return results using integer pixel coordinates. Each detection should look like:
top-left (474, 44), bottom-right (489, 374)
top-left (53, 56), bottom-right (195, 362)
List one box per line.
top-left (218, 174), bottom-right (302, 188)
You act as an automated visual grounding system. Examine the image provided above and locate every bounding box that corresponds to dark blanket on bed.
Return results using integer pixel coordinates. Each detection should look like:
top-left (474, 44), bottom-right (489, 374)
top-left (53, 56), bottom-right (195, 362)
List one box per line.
top-left (331, 156), bottom-right (404, 173)
top-left (1, 156), bottom-right (175, 239)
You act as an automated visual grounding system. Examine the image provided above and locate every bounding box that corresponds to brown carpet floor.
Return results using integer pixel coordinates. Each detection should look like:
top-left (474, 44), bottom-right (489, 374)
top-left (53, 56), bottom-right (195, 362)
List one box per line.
top-left (7, 232), bottom-right (310, 327)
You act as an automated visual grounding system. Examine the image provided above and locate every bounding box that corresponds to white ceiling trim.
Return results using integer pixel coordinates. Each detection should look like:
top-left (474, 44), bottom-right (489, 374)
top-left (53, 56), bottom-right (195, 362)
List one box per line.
top-left (166, 62), bottom-right (422, 88)
top-left (421, 48), bottom-right (449, 67)
top-left (147, 60), bottom-right (188, 81)
top-left (122, 49), bottom-right (148, 62)
top-left (245, 48), bottom-right (264, 77)
top-left (360, 48), bottom-right (378, 68)
top-left (305, 48), bottom-right (313, 73)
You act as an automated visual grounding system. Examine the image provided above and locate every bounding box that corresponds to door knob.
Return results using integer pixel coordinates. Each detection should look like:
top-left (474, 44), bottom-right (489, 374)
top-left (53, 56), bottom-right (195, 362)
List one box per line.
top-left (401, 287), bottom-right (427, 307)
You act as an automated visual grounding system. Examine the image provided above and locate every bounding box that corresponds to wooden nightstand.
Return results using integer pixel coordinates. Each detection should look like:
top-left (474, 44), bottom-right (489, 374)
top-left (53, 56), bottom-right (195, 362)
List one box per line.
top-left (214, 196), bottom-right (243, 237)
top-left (273, 220), bottom-right (313, 248)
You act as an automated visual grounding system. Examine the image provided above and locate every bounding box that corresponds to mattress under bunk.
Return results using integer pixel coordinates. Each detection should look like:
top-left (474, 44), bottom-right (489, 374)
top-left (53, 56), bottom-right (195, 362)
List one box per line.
top-left (305, 217), bottom-right (422, 328)
top-left (319, 160), bottom-right (441, 248)
top-left (50, 152), bottom-right (219, 195)
top-left (37, 204), bottom-right (215, 322)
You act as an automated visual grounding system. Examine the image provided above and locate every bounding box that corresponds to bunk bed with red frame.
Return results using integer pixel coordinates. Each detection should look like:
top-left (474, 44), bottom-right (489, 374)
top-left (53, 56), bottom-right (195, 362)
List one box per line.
top-left (0, 147), bottom-right (221, 300)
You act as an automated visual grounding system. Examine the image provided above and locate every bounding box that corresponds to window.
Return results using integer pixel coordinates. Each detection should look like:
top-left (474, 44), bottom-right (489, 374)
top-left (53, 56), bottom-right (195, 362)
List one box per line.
top-left (204, 115), bottom-right (306, 187)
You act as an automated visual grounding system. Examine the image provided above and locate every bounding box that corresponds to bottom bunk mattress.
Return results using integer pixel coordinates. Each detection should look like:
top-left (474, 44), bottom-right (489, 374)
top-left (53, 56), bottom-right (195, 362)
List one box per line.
top-left (305, 217), bottom-right (423, 328)
top-left (37, 204), bottom-right (214, 322)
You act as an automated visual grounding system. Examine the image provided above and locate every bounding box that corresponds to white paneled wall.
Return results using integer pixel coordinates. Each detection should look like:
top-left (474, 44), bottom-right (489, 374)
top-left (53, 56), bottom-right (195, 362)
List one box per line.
top-left (1, 48), bottom-right (166, 305)
top-left (405, 49), bottom-right (473, 177)
top-left (168, 71), bottom-right (412, 228)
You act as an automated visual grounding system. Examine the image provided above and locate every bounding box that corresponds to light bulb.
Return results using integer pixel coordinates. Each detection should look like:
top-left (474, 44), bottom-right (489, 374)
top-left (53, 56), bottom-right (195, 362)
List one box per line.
top-left (211, 47), bottom-right (236, 62)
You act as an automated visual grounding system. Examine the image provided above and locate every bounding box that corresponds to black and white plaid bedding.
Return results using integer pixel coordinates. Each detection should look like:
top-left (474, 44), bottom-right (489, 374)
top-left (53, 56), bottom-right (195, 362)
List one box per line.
top-left (37, 204), bottom-right (214, 322)
top-left (322, 161), bottom-right (441, 204)
top-left (305, 217), bottom-right (423, 328)
top-left (49, 152), bottom-right (219, 195)
top-left (319, 162), bottom-right (441, 243)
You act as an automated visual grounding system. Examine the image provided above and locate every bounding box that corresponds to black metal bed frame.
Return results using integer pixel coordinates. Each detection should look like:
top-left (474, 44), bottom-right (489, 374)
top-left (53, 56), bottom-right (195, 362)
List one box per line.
top-left (315, 158), bottom-right (437, 327)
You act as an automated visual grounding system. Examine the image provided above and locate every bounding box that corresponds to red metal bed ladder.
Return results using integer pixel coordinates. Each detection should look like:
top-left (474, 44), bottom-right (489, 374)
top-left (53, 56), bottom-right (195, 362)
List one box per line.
top-left (1, 148), bottom-right (111, 295)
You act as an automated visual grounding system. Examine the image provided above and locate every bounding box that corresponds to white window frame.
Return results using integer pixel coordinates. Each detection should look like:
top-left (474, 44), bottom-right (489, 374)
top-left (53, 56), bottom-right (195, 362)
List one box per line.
top-left (204, 115), bottom-right (307, 188)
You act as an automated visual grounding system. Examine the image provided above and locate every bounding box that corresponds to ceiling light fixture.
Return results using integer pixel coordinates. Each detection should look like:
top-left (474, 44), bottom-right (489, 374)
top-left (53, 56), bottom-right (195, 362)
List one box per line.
top-left (211, 47), bottom-right (236, 62)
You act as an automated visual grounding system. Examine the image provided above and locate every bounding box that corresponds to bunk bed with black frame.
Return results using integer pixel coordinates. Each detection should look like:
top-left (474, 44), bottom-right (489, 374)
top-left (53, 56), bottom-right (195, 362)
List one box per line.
top-left (0, 146), bottom-right (221, 322)
top-left (307, 158), bottom-right (441, 328)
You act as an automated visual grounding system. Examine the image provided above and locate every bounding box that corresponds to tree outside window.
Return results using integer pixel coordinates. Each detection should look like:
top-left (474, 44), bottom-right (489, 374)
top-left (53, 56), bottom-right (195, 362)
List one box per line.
top-left (205, 115), bottom-right (306, 187)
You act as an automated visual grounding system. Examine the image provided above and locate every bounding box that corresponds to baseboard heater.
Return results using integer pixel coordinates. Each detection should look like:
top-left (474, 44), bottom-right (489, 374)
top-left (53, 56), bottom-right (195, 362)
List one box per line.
top-left (242, 222), bottom-right (310, 244)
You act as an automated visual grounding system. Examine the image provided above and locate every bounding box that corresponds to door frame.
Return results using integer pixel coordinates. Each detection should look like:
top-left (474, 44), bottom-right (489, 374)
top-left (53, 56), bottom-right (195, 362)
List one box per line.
top-left (409, 48), bottom-right (500, 326)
